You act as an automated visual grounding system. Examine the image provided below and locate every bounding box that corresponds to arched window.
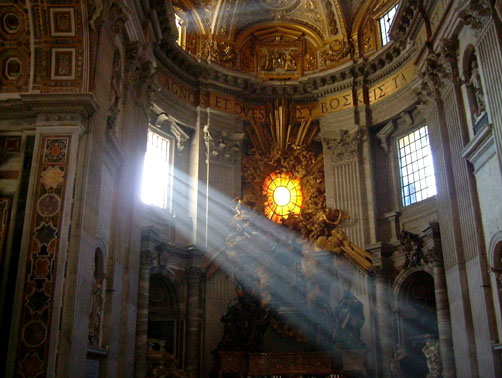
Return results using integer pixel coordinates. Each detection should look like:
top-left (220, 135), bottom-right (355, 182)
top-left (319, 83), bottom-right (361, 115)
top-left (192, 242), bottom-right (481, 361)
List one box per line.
top-left (396, 271), bottom-right (437, 377)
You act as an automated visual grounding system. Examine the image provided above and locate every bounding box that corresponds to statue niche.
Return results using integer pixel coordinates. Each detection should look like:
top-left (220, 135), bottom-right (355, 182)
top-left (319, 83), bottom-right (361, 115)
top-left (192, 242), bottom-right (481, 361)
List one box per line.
top-left (464, 51), bottom-right (486, 127)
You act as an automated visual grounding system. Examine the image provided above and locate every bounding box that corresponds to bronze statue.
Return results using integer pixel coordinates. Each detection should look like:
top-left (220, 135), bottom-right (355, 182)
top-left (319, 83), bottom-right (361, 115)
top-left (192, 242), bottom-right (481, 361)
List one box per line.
top-left (217, 286), bottom-right (270, 352)
top-left (333, 289), bottom-right (365, 349)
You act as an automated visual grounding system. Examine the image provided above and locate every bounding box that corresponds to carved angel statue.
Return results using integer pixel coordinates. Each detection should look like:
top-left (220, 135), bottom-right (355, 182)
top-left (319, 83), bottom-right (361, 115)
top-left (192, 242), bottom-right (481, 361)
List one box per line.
top-left (422, 339), bottom-right (442, 378)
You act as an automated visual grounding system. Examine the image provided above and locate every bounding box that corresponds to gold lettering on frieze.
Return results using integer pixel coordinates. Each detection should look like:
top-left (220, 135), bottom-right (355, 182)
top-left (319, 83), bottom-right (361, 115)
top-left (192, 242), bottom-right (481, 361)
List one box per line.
top-left (158, 61), bottom-right (416, 118)
top-left (318, 90), bottom-right (355, 115)
top-left (368, 62), bottom-right (414, 104)
top-left (159, 73), bottom-right (197, 105)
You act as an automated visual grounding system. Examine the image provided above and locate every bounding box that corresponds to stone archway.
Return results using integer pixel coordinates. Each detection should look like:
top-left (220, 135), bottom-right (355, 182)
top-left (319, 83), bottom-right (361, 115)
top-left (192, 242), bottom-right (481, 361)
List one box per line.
top-left (395, 270), bottom-right (438, 378)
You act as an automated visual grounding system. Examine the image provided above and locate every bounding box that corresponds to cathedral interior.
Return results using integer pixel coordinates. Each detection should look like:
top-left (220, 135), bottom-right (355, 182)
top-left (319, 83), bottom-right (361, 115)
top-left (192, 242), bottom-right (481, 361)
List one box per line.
top-left (2, 0), bottom-right (502, 377)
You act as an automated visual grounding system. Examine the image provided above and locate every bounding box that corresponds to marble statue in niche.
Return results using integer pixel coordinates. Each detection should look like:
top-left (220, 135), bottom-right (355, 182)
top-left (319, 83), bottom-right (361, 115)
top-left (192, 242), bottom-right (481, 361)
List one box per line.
top-left (88, 275), bottom-right (105, 347)
top-left (468, 54), bottom-right (486, 122)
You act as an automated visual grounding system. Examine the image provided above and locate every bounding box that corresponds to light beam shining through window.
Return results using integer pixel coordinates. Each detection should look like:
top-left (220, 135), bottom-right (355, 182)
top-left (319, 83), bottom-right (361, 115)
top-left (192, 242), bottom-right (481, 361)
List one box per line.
top-left (141, 129), bottom-right (172, 210)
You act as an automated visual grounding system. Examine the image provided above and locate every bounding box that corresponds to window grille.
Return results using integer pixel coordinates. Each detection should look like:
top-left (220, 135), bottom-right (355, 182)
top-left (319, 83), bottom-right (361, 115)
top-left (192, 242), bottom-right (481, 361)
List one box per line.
top-left (397, 126), bottom-right (437, 206)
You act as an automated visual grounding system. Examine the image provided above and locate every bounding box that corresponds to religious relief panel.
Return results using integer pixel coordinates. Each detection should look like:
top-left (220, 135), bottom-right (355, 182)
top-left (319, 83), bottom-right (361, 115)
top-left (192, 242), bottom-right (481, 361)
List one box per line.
top-left (201, 38), bottom-right (236, 66)
top-left (319, 39), bottom-right (351, 68)
top-left (258, 45), bottom-right (300, 79)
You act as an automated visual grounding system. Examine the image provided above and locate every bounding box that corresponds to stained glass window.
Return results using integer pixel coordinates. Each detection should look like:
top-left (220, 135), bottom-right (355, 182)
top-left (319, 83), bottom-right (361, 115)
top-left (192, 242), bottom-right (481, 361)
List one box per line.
top-left (263, 172), bottom-right (303, 223)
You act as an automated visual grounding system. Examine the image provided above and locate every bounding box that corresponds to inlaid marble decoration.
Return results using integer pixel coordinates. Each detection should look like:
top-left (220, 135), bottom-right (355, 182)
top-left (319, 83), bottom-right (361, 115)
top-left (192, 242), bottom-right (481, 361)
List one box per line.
top-left (49, 8), bottom-right (75, 37)
top-left (15, 136), bottom-right (71, 378)
top-left (0, 197), bottom-right (12, 269)
top-left (51, 48), bottom-right (75, 80)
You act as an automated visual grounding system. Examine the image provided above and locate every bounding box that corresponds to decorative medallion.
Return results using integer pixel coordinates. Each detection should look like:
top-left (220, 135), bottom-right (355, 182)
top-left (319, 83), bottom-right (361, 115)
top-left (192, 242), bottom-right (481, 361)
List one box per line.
top-left (2, 12), bottom-right (19, 33)
top-left (22, 321), bottom-right (48, 347)
top-left (262, 171), bottom-right (302, 223)
top-left (37, 194), bottom-right (60, 217)
top-left (17, 352), bottom-right (45, 378)
top-left (40, 166), bottom-right (64, 189)
top-left (26, 289), bottom-right (51, 315)
top-left (43, 138), bottom-right (68, 163)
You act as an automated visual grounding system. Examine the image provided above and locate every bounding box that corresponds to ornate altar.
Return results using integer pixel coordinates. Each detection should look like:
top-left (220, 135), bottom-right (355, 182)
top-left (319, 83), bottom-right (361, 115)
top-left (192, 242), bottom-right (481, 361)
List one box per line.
top-left (212, 100), bottom-right (372, 378)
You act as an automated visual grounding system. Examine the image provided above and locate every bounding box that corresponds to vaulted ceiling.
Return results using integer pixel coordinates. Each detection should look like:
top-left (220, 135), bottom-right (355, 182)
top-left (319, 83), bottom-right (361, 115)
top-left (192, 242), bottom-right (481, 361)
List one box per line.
top-left (172, 0), bottom-right (399, 79)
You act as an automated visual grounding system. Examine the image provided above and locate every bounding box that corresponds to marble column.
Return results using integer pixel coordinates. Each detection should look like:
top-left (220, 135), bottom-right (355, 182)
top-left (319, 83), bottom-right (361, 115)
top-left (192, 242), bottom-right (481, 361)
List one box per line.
top-left (185, 266), bottom-right (203, 378)
top-left (423, 223), bottom-right (455, 378)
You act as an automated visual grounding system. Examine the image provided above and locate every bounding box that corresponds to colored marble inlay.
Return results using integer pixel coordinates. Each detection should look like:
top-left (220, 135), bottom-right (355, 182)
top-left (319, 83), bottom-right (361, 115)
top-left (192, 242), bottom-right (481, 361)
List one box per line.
top-left (0, 197), bottom-right (12, 268)
top-left (15, 136), bottom-right (70, 378)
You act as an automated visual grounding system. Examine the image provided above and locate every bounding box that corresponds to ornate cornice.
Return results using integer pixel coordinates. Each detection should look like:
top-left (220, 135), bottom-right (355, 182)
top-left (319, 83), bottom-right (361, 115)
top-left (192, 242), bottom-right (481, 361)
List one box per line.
top-left (0, 93), bottom-right (98, 119)
top-left (155, 36), bottom-right (416, 105)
